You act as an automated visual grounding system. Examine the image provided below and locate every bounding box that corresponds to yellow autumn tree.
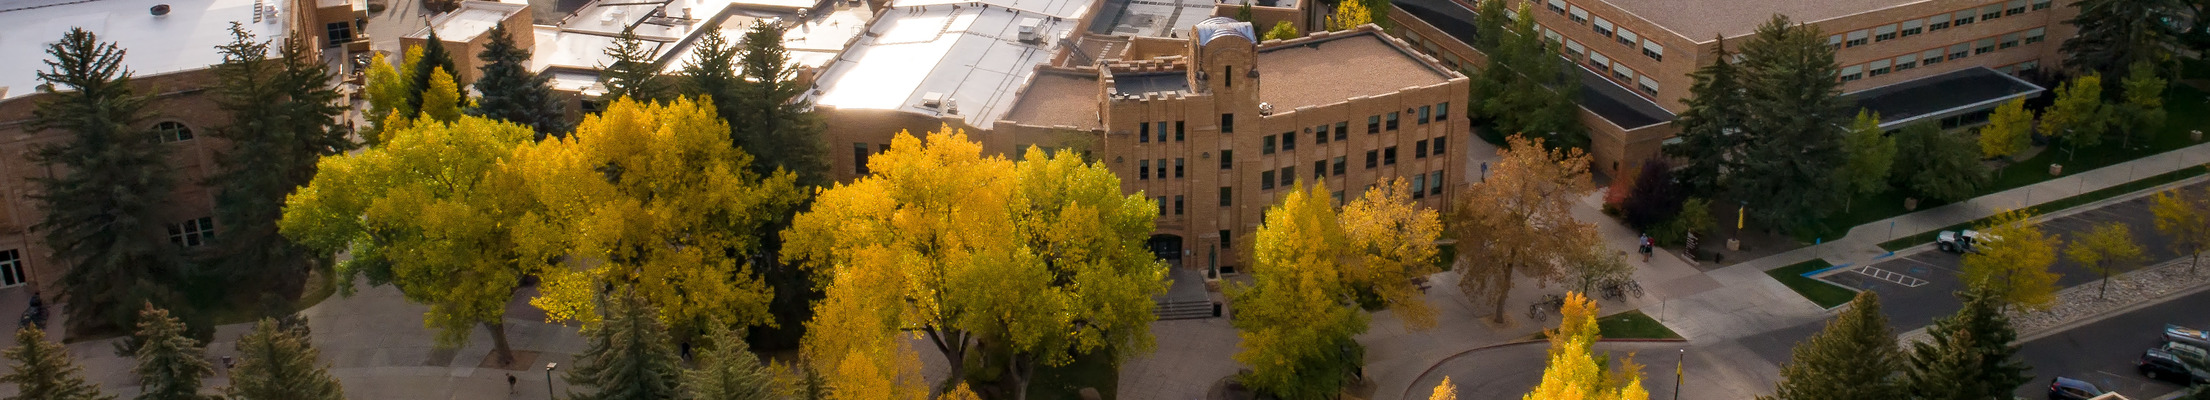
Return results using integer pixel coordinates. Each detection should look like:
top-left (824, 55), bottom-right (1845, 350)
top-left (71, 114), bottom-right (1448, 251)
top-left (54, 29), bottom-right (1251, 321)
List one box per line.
top-left (1453, 134), bottom-right (1604, 324)
top-left (1432, 377), bottom-right (1459, 400)
top-left (1979, 97), bottom-right (2033, 160)
top-left (785, 127), bottom-right (1167, 397)
top-left (1230, 181), bottom-right (1366, 400)
top-left (2152, 185), bottom-right (2210, 273)
top-left (278, 114), bottom-right (537, 364)
top-left (363, 46), bottom-right (423, 144)
top-left (1327, 0), bottom-right (1372, 31)
top-left (1341, 178), bottom-right (1445, 329)
top-left (1526, 292), bottom-right (1649, 400)
top-left (419, 67), bottom-right (464, 123)
top-left (1961, 208), bottom-right (2062, 311)
top-left (513, 97), bottom-right (804, 333)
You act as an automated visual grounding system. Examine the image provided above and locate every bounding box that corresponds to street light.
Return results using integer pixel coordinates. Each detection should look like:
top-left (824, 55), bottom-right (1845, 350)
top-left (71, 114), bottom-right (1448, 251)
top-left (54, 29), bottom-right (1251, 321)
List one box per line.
top-left (545, 362), bottom-right (559, 399)
top-left (1673, 349), bottom-right (1686, 400)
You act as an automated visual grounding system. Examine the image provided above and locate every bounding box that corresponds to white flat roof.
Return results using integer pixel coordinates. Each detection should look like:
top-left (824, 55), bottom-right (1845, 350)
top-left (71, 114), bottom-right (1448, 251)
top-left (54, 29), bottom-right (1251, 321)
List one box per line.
top-left (656, 3), bottom-right (868, 74)
top-left (0, 0), bottom-right (284, 99)
top-left (811, 0), bottom-right (1094, 128)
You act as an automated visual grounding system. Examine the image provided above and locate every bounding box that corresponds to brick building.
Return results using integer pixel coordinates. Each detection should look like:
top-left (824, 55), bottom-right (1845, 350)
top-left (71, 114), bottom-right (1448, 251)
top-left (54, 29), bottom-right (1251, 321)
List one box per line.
top-left (0, 0), bottom-right (364, 295)
top-left (1390, 0), bottom-right (2054, 177)
top-left (813, 10), bottom-right (1468, 272)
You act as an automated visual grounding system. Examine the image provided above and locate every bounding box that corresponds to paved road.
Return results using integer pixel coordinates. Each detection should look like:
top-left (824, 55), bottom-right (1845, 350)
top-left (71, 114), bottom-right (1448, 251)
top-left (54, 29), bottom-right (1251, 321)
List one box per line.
top-left (2010, 288), bottom-right (2210, 399)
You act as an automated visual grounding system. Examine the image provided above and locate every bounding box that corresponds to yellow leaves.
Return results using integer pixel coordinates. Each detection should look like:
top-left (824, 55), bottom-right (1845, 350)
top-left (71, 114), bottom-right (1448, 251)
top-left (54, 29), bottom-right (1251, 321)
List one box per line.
top-left (1432, 377), bottom-right (1458, 400)
top-left (2151, 186), bottom-right (2210, 261)
top-left (1526, 292), bottom-right (1648, 400)
top-left (421, 67), bottom-right (463, 123)
top-left (1341, 178), bottom-right (1444, 330)
top-left (1962, 208), bottom-right (2062, 311)
top-left (1454, 134), bottom-right (1601, 320)
top-left (1327, 0), bottom-right (1372, 30)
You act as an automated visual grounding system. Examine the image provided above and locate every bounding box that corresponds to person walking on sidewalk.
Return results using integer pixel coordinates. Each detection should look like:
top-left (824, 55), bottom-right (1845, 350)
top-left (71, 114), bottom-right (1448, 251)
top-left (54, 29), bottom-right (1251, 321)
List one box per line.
top-left (508, 373), bottom-right (517, 394)
top-left (1639, 233), bottom-right (1654, 262)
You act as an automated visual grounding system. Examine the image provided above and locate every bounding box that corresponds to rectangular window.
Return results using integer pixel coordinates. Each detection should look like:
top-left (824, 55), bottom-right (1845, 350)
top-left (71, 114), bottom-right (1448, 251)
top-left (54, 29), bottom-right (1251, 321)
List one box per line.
top-left (1157, 159), bottom-right (1167, 179)
top-left (1975, 38), bottom-right (1996, 54)
top-left (1896, 53), bottom-right (1919, 71)
top-left (1416, 140), bottom-right (1429, 158)
top-left (1261, 170), bottom-right (1275, 189)
top-left (1868, 60), bottom-right (1892, 77)
top-left (1611, 62), bottom-right (1635, 82)
top-left (1220, 230), bottom-right (1231, 249)
top-left (1588, 51), bottom-right (1610, 71)
top-left (1263, 135), bottom-right (1276, 154)
top-left (1333, 122), bottom-right (1349, 141)
top-left (1954, 12), bottom-right (1975, 26)
top-left (1384, 147), bottom-right (1398, 165)
top-left (0, 250), bottom-right (22, 287)
top-left (1283, 131), bottom-right (1298, 151)
top-left (1846, 30), bottom-right (1869, 47)
top-left (2000, 32), bottom-right (2020, 49)
top-left (2007, 0), bottom-right (2027, 14)
top-left (1949, 43), bottom-right (1970, 60)
top-left (1368, 115), bottom-right (1381, 133)
top-left (1315, 125), bottom-right (1331, 144)
top-left (1547, 0), bottom-right (1565, 14)
top-left (1332, 156), bottom-right (1346, 175)
top-left (1220, 113), bottom-right (1235, 133)
top-left (1156, 122), bottom-right (1169, 142)
top-left (1435, 102), bottom-right (1449, 121)
top-left (853, 143), bottom-right (872, 176)
top-left (1412, 174), bottom-right (1427, 199)
top-left (1432, 136), bottom-right (1447, 155)
top-left (1158, 196), bottom-right (1166, 216)
top-left (1875, 25), bottom-right (1897, 42)
top-left (1568, 5), bottom-right (1588, 23)
top-left (1174, 195), bottom-right (1184, 215)
top-left (1418, 106), bottom-right (1432, 124)
top-left (1176, 121), bottom-right (1186, 141)
top-left (2032, 0), bottom-right (2051, 10)
top-left (1139, 122), bottom-right (1150, 142)
top-left (326, 22), bottom-right (354, 47)
top-left (1901, 20), bottom-right (1924, 37)
top-left (1313, 160), bottom-right (1327, 179)
top-left (1923, 49), bottom-right (1947, 65)
top-left (168, 217), bottom-right (216, 247)
top-left (1840, 65), bottom-right (1864, 82)
top-left (2017, 60), bottom-right (2040, 74)
top-left (2025, 27), bottom-right (2046, 44)
top-left (1220, 187), bottom-right (1234, 206)
top-left (1220, 150), bottom-right (1234, 169)
top-left (1616, 28), bottom-right (1638, 47)
top-left (1642, 41), bottom-right (1663, 61)
top-left (1175, 158), bottom-right (1185, 178)
top-left (1565, 39), bottom-right (1586, 60)
top-left (1366, 150), bottom-right (1378, 168)
top-left (1139, 160), bottom-right (1150, 179)
top-left (1980, 4), bottom-right (2002, 20)
top-left (1592, 17), bottom-right (1615, 37)
top-left (1929, 13), bottom-right (1951, 31)
top-left (1279, 166), bottom-right (1295, 187)
top-left (1828, 34), bottom-right (1843, 49)
top-left (1386, 112), bottom-right (1400, 130)
top-left (1543, 29), bottom-right (1563, 44)
top-left (1430, 171), bottom-right (1445, 195)
top-left (1637, 76), bottom-right (1659, 96)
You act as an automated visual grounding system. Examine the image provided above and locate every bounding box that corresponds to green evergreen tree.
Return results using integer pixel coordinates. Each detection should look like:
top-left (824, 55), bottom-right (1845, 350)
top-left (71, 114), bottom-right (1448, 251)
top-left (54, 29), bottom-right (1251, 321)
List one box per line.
top-left (227, 319), bottom-right (344, 400)
top-left (566, 292), bottom-right (683, 400)
top-left (2118, 59), bottom-right (2169, 147)
top-left (1733, 15), bottom-right (1849, 233)
top-left (601, 29), bottom-right (669, 104)
top-left (128, 304), bottom-right (213, 400)
top-left (1236, 0), bottom-right (1254, 22)
top-left (206, 23), bottom-right (356, 304)
top-left (733, 21), bottom-right (830, 186)
top-left (1893, 121), bottom-right (1989, 202)
top-left (1906, 288), bottom-right (2033, 399)
top-left (1, 327), bottom-right (112, 400)
top-left (1470, 2), bottom-right (1583, 149)
top-left (1469, 0), bottom-right (1507, 52)
top-left (679, 28), bottom-right (743, 143)
top-left (469, 23), bottom-right (570, 139)
top-left (408, 30), bottom-right (462, 113)
top-left (1665, 36), bottom-right (1747, 197)
top-left (2062, 0), bottom-right (2185, 79)
top-left (1761, 292), bottom-right (1905, 400)
top-left (1839, 110), bottom-right (1895, 212)
top-left (681, 323), bottom-right (788, 400)
top-left (28, 28), bottom-right (182, 332)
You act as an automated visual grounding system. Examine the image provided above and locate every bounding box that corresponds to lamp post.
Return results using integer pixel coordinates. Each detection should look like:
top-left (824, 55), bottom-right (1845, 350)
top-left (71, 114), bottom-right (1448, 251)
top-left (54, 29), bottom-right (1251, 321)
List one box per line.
top-left (1673, 349), bottom-right (1685, 400)
top-left (545, 362), bottom-right (558, 399)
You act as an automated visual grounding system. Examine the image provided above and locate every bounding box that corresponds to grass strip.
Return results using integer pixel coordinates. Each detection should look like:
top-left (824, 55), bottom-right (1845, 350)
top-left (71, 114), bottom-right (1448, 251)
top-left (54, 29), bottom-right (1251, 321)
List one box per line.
top-left (1595, 310), bottom-right (1682, 339)
top-left (1765, 259), bottom-right (1856, 309)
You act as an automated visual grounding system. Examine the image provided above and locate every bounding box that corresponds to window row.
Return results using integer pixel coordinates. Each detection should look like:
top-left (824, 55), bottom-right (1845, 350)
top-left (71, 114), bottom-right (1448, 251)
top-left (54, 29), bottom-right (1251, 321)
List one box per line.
top-left (1136, 158), bottom-right (1187, 180)
top-left (1829, 0), bottom-right (2052, 50)
top-left (1559, 43), bottom-right (1659, 97)
top-left (1838, 27), bottom-right (2045, 82)
top-left (1539, 7), bottom-right (1665, 63)
top-left (1137, 120), bottom-right (1187, 143)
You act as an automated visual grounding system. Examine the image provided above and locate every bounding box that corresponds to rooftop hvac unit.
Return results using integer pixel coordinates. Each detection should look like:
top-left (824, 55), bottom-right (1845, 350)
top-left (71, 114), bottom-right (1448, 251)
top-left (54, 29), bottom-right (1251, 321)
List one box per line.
top-left (1017, 18), bottom-right (1042, 43)
top-left (920, 92), bottom-right (945, 109)
top-left (944, 99), bottom-right (959, 115)
top-left (1258, 102), bottom-right (1272, 116)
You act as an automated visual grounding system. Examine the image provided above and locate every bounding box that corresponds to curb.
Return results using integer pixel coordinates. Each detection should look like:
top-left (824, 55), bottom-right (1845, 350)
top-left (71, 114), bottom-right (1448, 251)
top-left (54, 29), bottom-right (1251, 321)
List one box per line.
top-left (2016, 272), bottom-right (2210, 343)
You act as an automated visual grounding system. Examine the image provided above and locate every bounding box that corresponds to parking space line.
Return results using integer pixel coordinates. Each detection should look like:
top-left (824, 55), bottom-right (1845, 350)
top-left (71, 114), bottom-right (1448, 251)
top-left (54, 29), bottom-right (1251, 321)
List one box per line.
top-left (1854, 266), bottom-right (1929, 288)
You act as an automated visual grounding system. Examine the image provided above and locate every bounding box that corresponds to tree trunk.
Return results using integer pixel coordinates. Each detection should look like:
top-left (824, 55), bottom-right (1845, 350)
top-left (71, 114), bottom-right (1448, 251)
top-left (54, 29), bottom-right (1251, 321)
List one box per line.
top-left (1488, 267), bottom-right (1514, 325)
top-left (2099, 269), bottom-right (2111, 299)
top-left (486, 321), bottom-right (515, 366)
top-left (1008, 349), bottom-right (1036, 400)
top-left (923, 327), bottom-right (969, 384)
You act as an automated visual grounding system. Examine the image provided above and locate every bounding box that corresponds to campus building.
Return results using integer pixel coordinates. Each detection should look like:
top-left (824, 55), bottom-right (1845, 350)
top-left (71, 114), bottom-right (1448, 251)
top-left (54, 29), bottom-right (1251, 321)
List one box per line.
top-left (0, 0), bottom-right (369, 295)
top-left (810, 3), bottom-right (1469, 271)
top-left (1389, 0), bottom-right (2053, 176)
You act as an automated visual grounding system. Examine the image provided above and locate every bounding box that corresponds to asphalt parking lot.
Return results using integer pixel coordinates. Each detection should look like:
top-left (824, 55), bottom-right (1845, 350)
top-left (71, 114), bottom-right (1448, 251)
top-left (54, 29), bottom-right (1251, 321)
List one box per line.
top-left (2008, 288), bottom-right (2210, 399)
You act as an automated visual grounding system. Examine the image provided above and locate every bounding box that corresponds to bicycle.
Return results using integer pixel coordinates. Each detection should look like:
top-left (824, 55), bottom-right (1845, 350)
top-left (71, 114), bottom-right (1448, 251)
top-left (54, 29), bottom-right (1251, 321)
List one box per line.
top-left (1526, 293), bottom-right (1566, 321)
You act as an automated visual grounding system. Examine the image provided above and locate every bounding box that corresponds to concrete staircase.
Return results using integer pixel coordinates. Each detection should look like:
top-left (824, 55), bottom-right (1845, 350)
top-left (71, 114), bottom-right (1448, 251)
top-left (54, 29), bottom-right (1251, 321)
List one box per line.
top-left (1154, 298), bottom-right (1217, 320)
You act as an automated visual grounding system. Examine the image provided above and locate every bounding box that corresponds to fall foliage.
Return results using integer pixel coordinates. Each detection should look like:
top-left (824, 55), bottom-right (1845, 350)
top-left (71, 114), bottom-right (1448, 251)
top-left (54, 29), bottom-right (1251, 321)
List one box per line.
top-left (1961, 208), bottom-right (2062, 311)
top-left (1452, 134), bottom-right (1604, 324)
top-left (1525, 292), bottom-right (1648, 400)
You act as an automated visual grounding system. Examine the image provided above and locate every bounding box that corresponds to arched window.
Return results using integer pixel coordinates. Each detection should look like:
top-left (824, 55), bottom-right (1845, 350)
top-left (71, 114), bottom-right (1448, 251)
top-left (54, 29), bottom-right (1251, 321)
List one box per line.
top-left (153, 121), bottom-right (193, 142)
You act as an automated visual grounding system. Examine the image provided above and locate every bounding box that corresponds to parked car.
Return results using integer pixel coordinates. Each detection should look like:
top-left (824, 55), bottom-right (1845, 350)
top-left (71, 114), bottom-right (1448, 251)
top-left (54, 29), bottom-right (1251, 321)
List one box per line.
top-left (2049, 376), bottom-right (2105, 400)
top-left (2165, 341), bottom-right (2210, 369)
top-left (2140, 348), bottom-right (2210, 385)
top-left (2168, 324), bottom-right (2210, 348)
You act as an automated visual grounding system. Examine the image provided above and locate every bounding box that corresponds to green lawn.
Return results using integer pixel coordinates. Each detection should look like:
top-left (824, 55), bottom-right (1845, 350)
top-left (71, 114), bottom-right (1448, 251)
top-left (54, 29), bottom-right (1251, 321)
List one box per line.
top-left (1800, 85), bottom-right (2210, 242)
top-left (1595, 310), bottom-right (1681, 340)
top-left (1025, 348), bottom-right (1118, 400)
top-left (1875, 165), bottom-right (2210, 251)
top-left (1765, 260), bottom-right (1857, 309)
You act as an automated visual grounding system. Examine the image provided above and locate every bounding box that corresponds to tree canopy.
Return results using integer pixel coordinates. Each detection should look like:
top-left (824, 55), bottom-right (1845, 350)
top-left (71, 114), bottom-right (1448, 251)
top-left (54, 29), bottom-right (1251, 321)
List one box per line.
top-left (1667, 37), bottom-right (1748, 196)
top-left (206, 23), bottom-right (358, 304)
top-left (1894, 122), bottom-right (1988, 203)
top-left (227, 319), bottom-right (345, 400)
top-left (1524, 292), bottom-right (1648, 400)
top-left (1979, 98), bottom-right (2033, 160)
top-left (1, 327), bottom-right (111, 400)
top-left (1761, 292), bottom-right (1904, 400)
top-left (469, 23), bottom-right (569, 138)
top-left (1961, 208), bottom-right (2062, 311)
top-left (1452, 134), bottom-right (1602, 324)
top-left (1732, 15), bottom-right (1849, 233)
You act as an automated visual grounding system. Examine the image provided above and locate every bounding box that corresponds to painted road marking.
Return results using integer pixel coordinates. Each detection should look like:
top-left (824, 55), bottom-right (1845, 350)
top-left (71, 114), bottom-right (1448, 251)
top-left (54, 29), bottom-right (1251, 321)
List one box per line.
top-left (1855, 265), bottom-right (1929, 288)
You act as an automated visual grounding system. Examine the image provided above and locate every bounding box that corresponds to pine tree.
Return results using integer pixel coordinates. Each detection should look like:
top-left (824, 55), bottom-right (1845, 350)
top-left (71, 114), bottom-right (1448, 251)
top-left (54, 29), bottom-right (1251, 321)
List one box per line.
top-left (1, 327), bottom-right (112, 400)
top-left (567, 292), bottom-right (683, 400)
top-left (601, 29), bottom-right (668, 104)
top-left (408, 30), bottom-right (462, 113)
top-left (1733, 15), bottom-right (1849, 233)
top-left (2117, 59), bottom-right (2169, 147)
top-left (206, 23), bottom-right (356, 304)
top-left (128, 304), bottom-right (213, 400)
top-left (28, 28), bottom-right (182, 332)
top-left (1840, 110), bottom-right (1895, 213)
top-left (679, 28), bottom-right (743, 143)
top-left (227, 319), bottom-right (344, 400)
top-left (734, 21), bottom-right (830, 186)
top-left (681, 323), bottom-right (788, 400)
top-left (469, 23), bottom-right (569, 139)
top-left (1906, 288), bottom-right (2032, 399)
top-left (1895, 121), bottom-right (1990, 203)
top-left (1666, 36), bottom-right (1747, 197)
top-left (1762, 292), bottom-right (1905, 400)
top-left (421, 67), bottom-right (465, 123)
top-left (1470, 2), bottom-right (1583, 149)
top-left (1236, 0), bottom-right (1254, 22)
top-left (2061, 0), bottom-right (2185, 79)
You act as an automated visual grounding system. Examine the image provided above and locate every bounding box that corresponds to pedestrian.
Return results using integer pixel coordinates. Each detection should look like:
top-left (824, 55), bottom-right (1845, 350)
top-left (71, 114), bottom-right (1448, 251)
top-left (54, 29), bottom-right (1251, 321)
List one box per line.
top-left (508, 373), bottom-right (517, 394)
